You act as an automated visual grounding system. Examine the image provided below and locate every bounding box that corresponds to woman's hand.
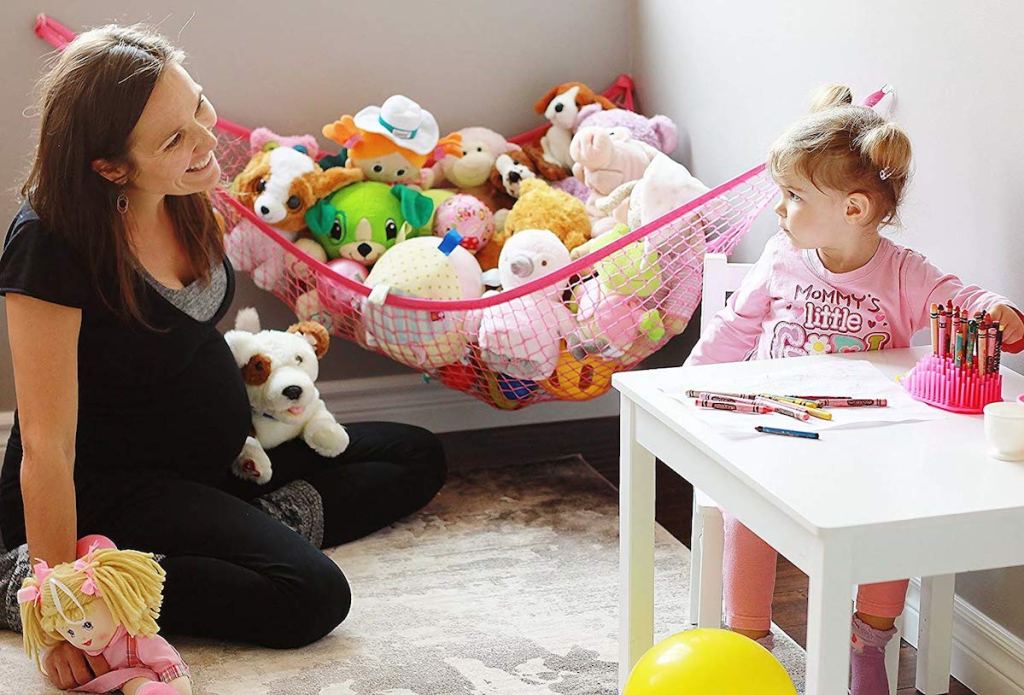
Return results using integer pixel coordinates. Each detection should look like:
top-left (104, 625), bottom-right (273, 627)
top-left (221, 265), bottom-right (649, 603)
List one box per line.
top-left (44, 642), bottom-right (110, 690)
top-left (991, 304), bottom-right (1024, 348)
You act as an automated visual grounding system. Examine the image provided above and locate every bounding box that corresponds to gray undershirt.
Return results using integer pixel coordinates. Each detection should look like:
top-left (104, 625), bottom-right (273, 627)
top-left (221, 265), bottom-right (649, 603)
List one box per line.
top-left (143, 262), bottom-right (227, 322)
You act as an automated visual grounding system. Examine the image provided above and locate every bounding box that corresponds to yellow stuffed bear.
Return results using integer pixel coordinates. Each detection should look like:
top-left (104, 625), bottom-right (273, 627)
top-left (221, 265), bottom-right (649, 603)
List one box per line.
top-left (475, 178), bottom-right (591, 271)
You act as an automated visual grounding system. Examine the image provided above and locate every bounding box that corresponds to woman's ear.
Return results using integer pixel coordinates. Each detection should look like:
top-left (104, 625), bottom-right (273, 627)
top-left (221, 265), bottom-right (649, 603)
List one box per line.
top-left (844, 192), bottom-right (874, 227)
top-left (91, 159), bottom-right (129, 185)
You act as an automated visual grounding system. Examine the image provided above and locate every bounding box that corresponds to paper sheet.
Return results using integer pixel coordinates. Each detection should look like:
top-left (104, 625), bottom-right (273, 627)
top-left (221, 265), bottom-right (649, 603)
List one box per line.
top-left (660, 360), bottom-right (945, 439)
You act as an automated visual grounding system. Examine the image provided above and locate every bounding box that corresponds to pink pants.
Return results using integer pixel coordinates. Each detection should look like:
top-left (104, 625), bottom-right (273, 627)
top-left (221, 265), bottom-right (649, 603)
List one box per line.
top-left (724, 514), bottom-right (909, 632)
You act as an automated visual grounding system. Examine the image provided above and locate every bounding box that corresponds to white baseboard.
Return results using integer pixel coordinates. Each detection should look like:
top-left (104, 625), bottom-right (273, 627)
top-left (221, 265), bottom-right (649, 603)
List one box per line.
top-left (317, 373), bottom-right (619, 432)
top-left (903, 577), bottom-right (1024, 694)
top-left (0, 374), bottom-right (620, 454)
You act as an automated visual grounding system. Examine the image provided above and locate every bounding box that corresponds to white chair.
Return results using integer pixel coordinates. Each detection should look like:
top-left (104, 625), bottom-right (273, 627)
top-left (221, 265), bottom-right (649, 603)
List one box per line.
top-left (688, 253), bottom-right (955, 694)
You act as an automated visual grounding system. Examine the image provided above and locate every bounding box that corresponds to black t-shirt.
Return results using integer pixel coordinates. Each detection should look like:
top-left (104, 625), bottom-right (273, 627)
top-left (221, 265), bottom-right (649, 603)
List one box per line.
top-left (0, 203), bottom-right (251, 495)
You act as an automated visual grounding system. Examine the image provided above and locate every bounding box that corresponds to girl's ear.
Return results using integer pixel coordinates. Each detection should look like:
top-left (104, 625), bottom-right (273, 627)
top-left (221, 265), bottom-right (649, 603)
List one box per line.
top-left (844, 192), bottom-right (873, 226)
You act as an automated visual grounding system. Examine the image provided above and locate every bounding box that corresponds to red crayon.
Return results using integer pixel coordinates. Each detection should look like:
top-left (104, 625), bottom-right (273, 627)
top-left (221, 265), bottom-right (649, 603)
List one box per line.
top-left (945, 300), bottom-right (954, 355)
top-left (695, 400), bottom-right (775, 414)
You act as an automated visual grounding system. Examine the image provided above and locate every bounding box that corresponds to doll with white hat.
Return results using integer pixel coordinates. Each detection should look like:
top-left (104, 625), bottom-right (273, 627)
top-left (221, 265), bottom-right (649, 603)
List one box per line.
top-left (323, 95), bottom-right (463, 188)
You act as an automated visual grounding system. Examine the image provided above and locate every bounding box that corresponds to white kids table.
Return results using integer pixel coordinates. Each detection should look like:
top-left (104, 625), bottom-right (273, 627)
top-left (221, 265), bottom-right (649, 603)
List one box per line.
top-left (613, 347), bottom-right (1024, 695)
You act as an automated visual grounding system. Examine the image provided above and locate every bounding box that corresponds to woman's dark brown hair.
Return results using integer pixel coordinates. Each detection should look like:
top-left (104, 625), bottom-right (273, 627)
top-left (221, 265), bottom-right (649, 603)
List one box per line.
top-left (21, 24), bottom-right (223, 325)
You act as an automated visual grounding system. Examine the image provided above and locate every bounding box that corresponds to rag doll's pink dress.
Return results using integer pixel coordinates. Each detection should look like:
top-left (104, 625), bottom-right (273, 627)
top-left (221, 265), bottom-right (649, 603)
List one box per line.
top-left (72, 626), bottom-right (189, 693)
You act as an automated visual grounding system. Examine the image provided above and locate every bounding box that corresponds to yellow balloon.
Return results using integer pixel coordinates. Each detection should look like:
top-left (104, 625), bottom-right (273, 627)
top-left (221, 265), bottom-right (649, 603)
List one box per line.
top-left (624, 629), bottom-right (797, 695)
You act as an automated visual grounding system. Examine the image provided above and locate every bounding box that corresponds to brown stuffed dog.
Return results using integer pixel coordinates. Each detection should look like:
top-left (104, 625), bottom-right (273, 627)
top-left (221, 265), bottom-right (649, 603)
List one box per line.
top-left (233, 147), bottom-right (363, 235)
top-left (490, 149), bottom-right (539, 200)
top-left (522, 82), bottom-right (616, 181)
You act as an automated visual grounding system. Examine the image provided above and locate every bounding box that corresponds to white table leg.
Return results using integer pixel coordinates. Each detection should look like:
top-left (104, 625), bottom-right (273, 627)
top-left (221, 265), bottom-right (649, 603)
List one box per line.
top-left (619, 395), bottom-right (656, 691)
top-left (886, 613), bottom-right (903, 695)
top-left (916, 574), bottom-right (955, 694)
top-left (688, 496), bottom-right (702, 626)
top-left (806, 548), bottom-right (853, 695)
top-left (696, 506), bottom-right (724, 628)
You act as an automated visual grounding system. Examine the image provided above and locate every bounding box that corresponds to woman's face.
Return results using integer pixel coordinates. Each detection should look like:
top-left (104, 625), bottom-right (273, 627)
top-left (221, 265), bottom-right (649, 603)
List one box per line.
top-left (122, 62), bottom-right (221, 197)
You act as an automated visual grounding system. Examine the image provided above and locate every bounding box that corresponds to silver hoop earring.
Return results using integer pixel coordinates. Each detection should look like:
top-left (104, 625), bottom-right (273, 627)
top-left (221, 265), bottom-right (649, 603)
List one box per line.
top-left (116, 191), bottom-right (129, 214)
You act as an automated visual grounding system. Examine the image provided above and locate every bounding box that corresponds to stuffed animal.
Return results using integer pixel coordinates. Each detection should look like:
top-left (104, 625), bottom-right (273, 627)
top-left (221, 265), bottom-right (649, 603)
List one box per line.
top-left (540, 345), bottom-right (617, 401)
top-left (476, 177), bottom-right (591, 271)
top-left (475, 229), bottom-right (575, 381)
top-left (224, 309), bottom-right (349, 484)
top-left (521, 81), bottom-right (616, 180)
top-left (573, 107), bottom-right (678, 153)
top-left (233, 146), bottom-right (363, 235)
top-left (322, 95), bottom-right (462, 187)
top-left (362, 232), bottom-right (479, 369)
top-left (18, 541), bottom-right (191, 695)
top-left (426, 127), bottom-right (519, 189)
top-left (249, 127), bottom-right (321, 159)
top-left (566, 224), bottom-right (665, 359)
top-left (491, 150), bottom-right (538, 200)
top-left (596, 154), bottom-right (712, 335)
top-left (304, 182), bottom-right (434, 266)
top-left (432, 194), bottom-right (495, 255)
top-left (570, 126), bottom-right (661, 237)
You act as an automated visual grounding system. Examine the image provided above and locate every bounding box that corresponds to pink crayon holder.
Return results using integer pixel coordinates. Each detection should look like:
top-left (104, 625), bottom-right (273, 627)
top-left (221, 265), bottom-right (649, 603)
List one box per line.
top-left (903, 354), bottom-right (1002, 414)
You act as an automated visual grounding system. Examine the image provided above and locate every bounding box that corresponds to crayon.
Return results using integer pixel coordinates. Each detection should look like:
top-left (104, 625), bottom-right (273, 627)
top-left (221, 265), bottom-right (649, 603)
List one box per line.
top-left (695, 400), bottom-right (775, 415)
top-left (755, 398), bottom-right (811, 422)
top-left (978, 317), bottom-right (989, 375)
top-left (938, 306), bottom-right (948, 358)
top-left (995, 324), bottom-right (1003, 372)
top-left (690, 393), bottom-right (760, 406)
top-left (946, 300), bottom-right (954, 355)
top-left (987, 321), bottom-right (998, 374)
top-left (767, 396), bottom-right (827, 408)
top-left (950, 309), bottom-right (958, 364)
top-left (755, 425), bottom-right (820, 440)
top-left (815, 398), bottom-right (888, 407)
top-left (966, 318), bottom-right (978, 370)
top-left (960, 309), bottom-right (969, 362)
top-left (930, 304), bottom-right (939, 355)
top-left (788, 395), bottom-right (852, 400)
top-left (686, 389), bottom-right (760, 400)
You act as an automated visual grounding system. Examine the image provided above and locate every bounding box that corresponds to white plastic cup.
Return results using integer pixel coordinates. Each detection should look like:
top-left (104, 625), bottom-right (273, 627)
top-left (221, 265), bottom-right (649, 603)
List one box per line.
top-left (984, 401), bottom-right (1024, 461)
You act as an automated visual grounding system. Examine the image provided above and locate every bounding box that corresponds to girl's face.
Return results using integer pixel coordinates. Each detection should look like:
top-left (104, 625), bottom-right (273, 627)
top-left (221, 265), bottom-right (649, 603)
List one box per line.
top-left (58, 599), bottom-right (117, 653)
top-left (772, 171), bottom-right (853, 251)
top-left (123, 61), bottom-right (221, 197)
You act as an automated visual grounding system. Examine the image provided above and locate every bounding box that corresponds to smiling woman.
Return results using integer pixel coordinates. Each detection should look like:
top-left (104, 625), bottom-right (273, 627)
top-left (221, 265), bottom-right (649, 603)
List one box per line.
top-left (0, 23), bottom-right (446, 692)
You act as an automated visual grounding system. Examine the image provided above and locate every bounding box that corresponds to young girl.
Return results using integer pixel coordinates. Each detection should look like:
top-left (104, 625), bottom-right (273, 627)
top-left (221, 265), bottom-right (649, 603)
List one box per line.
top-left (687, 85), bottom-right (1024, 695)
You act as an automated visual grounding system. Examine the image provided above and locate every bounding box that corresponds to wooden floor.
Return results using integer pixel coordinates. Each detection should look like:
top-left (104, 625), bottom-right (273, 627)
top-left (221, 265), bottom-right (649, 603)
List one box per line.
top-left (440, 416), bottom-right (973, 695)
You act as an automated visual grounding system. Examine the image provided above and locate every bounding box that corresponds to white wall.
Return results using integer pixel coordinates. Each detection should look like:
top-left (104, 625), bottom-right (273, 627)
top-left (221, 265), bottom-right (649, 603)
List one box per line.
top-left (631, 0), bottom-right (1024, 640)
top-left (0, 0), bottom-right (631, 410)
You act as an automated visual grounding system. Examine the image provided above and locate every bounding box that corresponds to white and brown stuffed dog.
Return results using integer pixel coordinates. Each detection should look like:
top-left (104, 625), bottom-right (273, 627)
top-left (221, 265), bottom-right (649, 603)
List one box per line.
top-left (224, 308), bottom-right (350, 484)
top-left (522, 82), bottom-right (616, 181)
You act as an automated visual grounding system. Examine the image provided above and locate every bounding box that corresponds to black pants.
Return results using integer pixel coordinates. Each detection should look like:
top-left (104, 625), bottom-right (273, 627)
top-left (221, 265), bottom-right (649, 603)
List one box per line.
top-left (1, 422), bottom-right (446, 648)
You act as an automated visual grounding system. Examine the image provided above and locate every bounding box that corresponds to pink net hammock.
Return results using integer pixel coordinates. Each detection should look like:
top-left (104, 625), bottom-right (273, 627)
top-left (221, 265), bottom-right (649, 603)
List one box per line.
top-left (35, 15), bottom-right (779, 409)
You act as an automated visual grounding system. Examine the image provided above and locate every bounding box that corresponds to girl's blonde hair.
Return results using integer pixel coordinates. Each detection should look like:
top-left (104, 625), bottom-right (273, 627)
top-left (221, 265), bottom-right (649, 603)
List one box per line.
top-left (19, 549), bottom-right (165, 672)
top-left (769, 84), bottom-right (912, 226)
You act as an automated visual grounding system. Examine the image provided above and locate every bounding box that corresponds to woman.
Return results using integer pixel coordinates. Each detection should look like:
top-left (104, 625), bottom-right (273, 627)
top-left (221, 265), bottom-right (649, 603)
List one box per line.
top-left (0, 24), bottom-right (446, 690)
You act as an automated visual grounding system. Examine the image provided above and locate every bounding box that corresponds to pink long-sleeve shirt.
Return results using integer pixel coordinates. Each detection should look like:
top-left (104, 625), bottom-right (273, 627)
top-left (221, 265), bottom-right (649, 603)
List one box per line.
top-left (688, 232), bottom-right (1022, 366)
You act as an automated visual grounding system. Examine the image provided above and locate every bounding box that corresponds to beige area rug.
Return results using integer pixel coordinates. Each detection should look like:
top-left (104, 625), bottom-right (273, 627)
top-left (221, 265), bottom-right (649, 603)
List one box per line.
top-left (0, 457), bottom-right (805, 694)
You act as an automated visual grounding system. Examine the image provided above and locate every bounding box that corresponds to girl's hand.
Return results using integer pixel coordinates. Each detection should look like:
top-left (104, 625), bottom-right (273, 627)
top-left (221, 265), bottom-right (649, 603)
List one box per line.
top-left (44, 642), bottom-right (110, 690)
top-left (991, 304), bottom-right (1024, 348)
